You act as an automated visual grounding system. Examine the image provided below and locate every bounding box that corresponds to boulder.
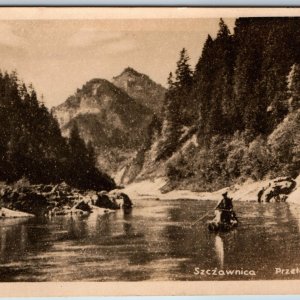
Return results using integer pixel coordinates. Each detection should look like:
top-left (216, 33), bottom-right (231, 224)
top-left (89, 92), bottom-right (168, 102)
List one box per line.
top-left (258, 177), bottom-right (296, 202)
top-left (108, 191), bottom-right (133, 208)
top-left (118, 192), bottom-right (133, 208)
top-left (95, 192), bottom-right (120, 210)
top-left (73, 201), bottom-right (92, 213)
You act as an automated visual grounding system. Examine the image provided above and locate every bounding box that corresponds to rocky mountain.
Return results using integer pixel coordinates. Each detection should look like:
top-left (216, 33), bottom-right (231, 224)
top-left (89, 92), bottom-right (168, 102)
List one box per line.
top-left (112, 67), bottom-right (166, 115)
top-left (52, 77), bottom-right (155, 178)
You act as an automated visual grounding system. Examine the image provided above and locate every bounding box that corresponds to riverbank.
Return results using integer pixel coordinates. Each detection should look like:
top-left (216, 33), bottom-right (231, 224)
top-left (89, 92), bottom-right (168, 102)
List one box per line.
top-left (0, 174), bottom-right (298, 218)
top-left (0, 181), bottom-right (132, 217)
top-left (122, 175), bottom-right (300, 203)
top-left (0, 207), bottom-right (34, 218)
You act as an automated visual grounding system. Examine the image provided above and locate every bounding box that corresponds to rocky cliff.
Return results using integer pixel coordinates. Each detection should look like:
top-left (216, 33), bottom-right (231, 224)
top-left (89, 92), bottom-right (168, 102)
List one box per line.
top-left (52, 69), bottom-right (164, 182)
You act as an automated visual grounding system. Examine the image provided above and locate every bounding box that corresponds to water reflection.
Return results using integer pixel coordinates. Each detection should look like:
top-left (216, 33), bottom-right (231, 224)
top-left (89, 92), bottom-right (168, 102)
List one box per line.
top-left (1, 200), bottom-right (300, 281)
top-left (214, 235), bottom-right (224, 268)
top-left (67, 216), bottom-right (88, 239)
top-left (96, 213), bottom-right (113, 237)
top-left (123, 209), bottom-right (133, 236)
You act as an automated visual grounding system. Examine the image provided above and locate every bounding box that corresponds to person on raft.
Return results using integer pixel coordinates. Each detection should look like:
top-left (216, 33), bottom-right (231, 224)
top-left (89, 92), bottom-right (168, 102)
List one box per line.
top-left (214, 192), bottom-right (238, 225)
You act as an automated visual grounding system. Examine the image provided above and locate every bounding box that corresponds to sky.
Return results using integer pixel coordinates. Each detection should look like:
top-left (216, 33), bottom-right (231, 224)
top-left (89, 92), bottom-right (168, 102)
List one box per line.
top-left (0, 18), bottom-right (235, 108)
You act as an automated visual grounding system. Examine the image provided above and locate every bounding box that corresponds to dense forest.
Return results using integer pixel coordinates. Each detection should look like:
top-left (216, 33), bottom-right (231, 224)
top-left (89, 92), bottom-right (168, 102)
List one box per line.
top-left (153, 18), bottom-right (300, 191)
top-left (0, 72), bottom-right (115, 191)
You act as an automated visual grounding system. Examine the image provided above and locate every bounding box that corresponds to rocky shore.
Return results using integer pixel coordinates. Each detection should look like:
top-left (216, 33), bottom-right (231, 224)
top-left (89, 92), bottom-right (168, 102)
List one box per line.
top-left (122, 175), bottom-right (300, 203)
top-left (0, 181), bottom-right (133, 218)
top-left (0, 174), bottom-right (298, 219)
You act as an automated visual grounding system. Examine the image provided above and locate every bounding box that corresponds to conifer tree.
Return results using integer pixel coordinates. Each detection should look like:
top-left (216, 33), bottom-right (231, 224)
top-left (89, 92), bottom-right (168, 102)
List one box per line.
top-left (156, 49), bottom-right (193, 160)
top-left (174, 48), bottom-right (193, 89)
top-left (207, 18), bottom-right (235, 135)
top-left (287, 63), bottom-right (300, 111)
top-left (193, 34), bottom-right (214, 135)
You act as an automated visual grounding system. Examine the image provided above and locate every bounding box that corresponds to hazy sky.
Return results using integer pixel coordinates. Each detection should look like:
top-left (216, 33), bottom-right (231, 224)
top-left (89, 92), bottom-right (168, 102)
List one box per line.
top-left (0, 18), bottom-right (235, 108)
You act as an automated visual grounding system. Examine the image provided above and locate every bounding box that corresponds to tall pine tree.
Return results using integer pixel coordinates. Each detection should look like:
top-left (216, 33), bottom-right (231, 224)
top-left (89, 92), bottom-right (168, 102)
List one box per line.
top-left (157, 49), bottom-right (193, 160)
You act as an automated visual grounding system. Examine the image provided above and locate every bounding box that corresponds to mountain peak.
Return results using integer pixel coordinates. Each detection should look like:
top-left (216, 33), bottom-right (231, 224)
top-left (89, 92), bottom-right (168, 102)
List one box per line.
top-left (112, 68), bottom-right (166, 115)
top-left (119, 67), bottom-right (143, 77)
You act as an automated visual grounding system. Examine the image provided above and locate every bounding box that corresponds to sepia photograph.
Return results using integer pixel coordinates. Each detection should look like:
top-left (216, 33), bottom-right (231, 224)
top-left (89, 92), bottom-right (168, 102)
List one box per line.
top-left (0, 6), bottom-right (300, 295)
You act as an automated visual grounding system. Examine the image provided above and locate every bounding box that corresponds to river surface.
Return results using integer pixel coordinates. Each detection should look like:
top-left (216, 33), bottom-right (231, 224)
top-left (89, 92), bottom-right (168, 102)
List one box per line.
top-left (1, 199), bottom-right (300, 281)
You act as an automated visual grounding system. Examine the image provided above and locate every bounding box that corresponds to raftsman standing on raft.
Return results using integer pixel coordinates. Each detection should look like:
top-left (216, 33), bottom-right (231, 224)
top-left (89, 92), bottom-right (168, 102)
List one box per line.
top-left (208, 192), bottom-right (238, 232)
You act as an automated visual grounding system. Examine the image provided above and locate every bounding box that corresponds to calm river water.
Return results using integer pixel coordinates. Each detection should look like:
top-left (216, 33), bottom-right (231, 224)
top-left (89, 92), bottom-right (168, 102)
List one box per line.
top-left (1, 199), bottom-right (300, 281)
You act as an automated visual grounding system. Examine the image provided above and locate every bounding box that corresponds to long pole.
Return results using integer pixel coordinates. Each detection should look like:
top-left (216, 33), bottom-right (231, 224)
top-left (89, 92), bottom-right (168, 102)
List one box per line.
top-left (189, 211), bottom-right (212, 227)
top-left (189, 208), bottom-right (237, 228)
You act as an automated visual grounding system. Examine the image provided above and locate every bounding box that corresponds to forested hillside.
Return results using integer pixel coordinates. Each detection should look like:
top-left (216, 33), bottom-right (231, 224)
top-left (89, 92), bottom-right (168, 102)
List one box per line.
top-left (140, 18), bottom-right (300, 191)
top-left (0, 72), bottom-right (115, 191)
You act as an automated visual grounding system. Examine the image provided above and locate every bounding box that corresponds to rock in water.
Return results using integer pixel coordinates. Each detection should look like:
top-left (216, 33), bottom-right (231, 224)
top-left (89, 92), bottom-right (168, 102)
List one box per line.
top-left (118, 192), bottom-right (133, 208)
top-left (74, 201), bottom-right (92, 213)
top-left (95, 192), bottom-right (120, 210)
top-left (108, 190), bottom-right (133, 208)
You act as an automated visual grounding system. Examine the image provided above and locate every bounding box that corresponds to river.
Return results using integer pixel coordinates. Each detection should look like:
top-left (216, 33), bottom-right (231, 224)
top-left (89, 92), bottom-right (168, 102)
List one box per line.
top-left (1, 199), bottom-right (300, 281)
